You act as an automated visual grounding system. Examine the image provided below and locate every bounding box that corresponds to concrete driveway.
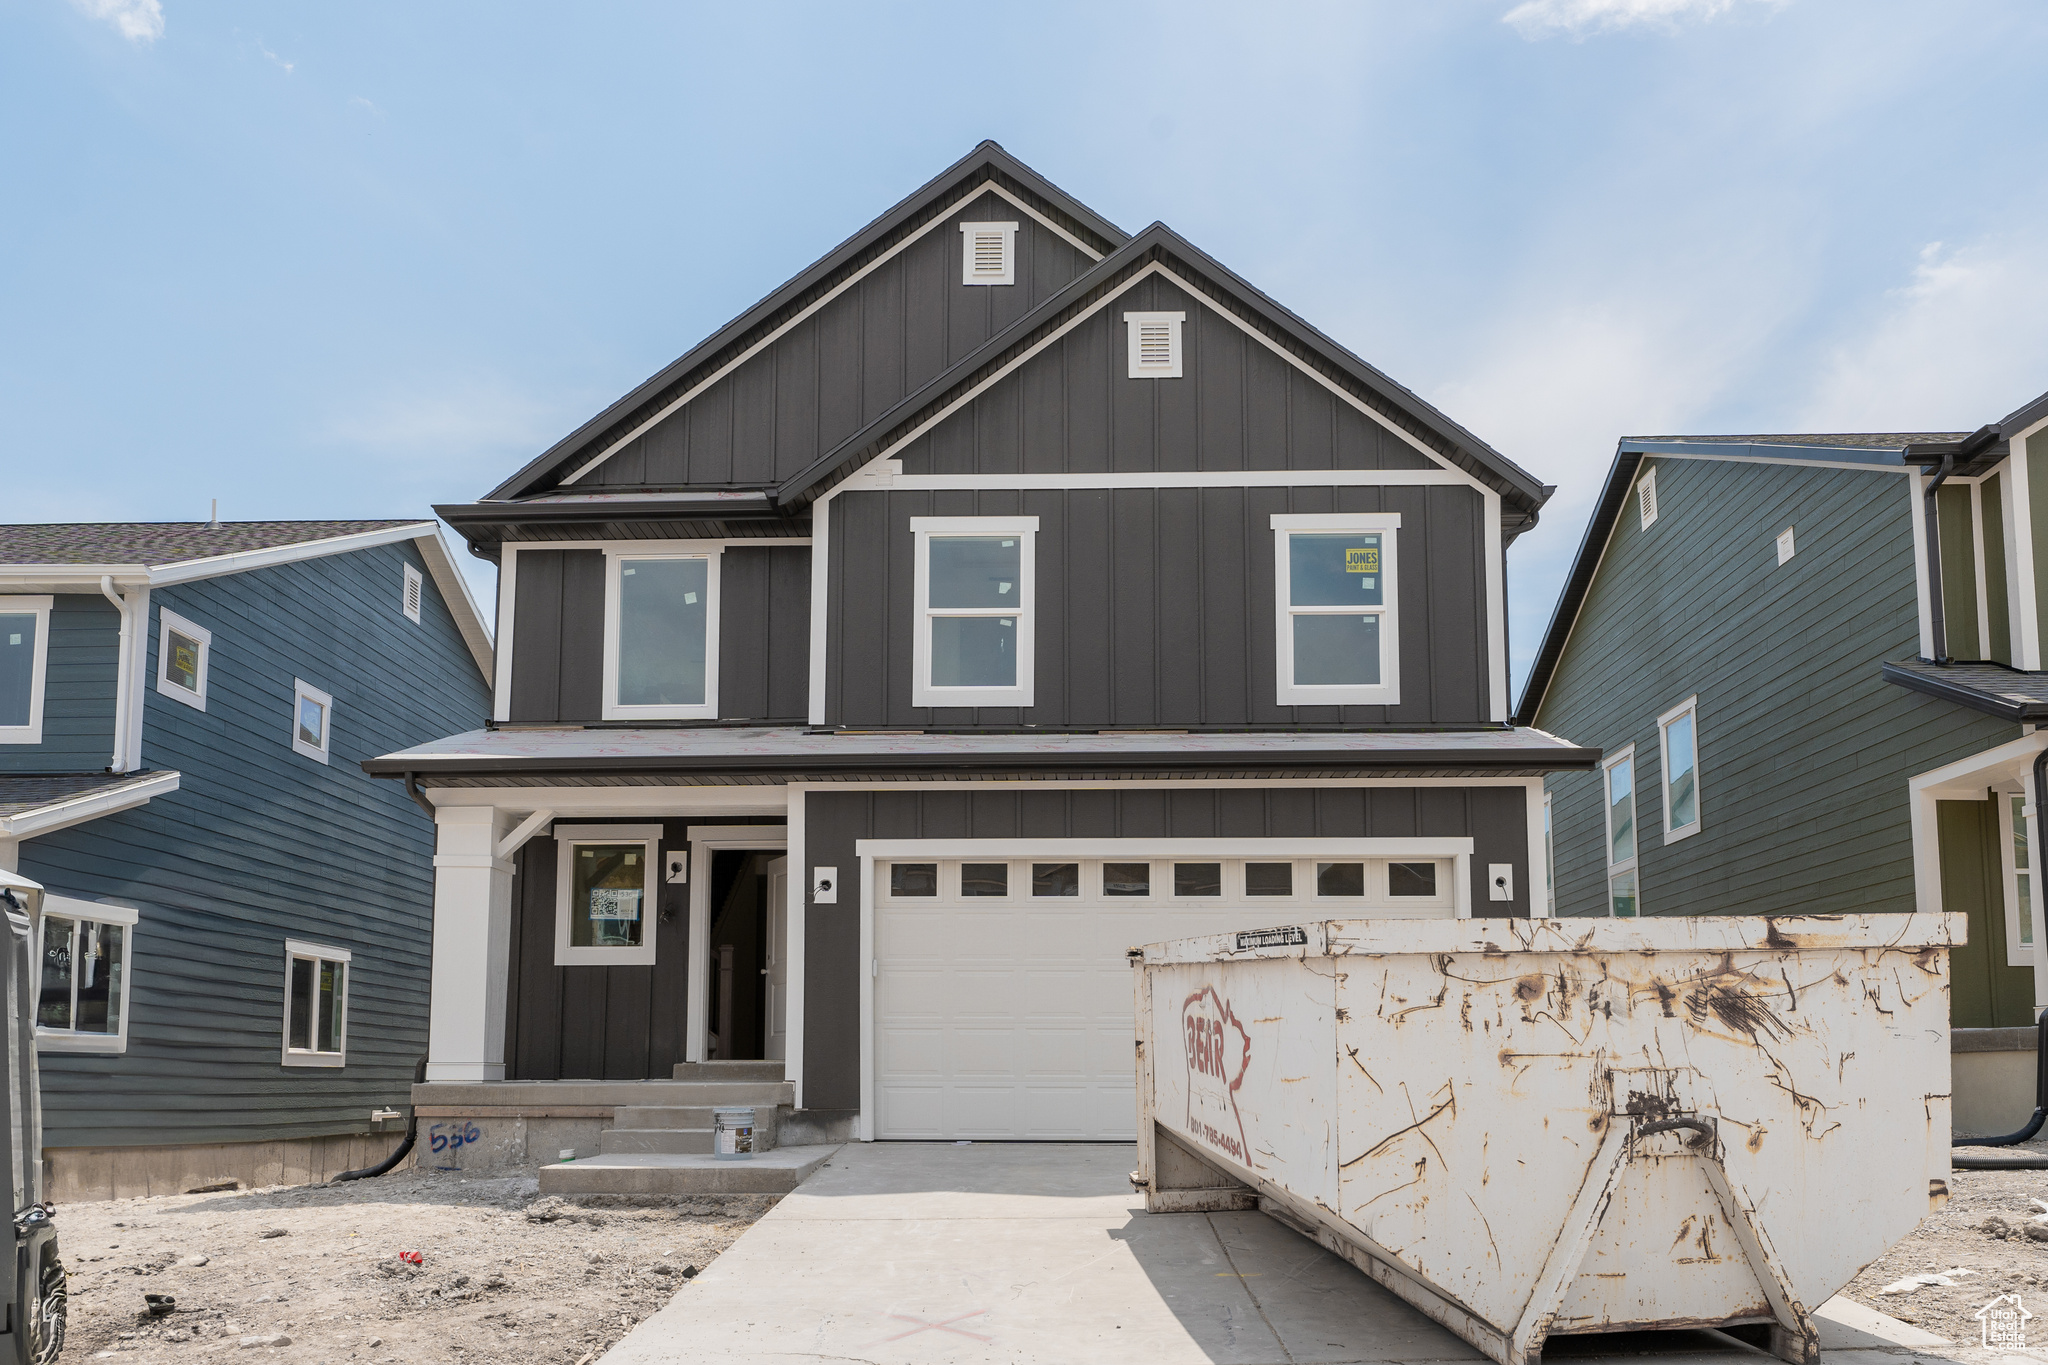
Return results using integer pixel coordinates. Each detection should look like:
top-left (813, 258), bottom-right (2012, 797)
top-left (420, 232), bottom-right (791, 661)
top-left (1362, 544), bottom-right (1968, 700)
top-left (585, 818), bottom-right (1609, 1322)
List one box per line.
top-left (601, 1142), bottom-right (1957, 1365)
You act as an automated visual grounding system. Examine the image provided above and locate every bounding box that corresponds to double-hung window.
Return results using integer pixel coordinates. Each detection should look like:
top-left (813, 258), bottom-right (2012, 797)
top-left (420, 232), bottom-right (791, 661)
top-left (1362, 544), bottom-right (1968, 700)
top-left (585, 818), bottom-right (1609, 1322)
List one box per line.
top-left (157, 609), bottom-right (211, 711)
top-left (603, 549), bottom-right (720, 720)
top-left (555, 824), bottom-right (662, 966)
top-left (911, 517), bottom-right (1037, 708)
top-left (1604, 746), bottom-right (1639, 917)
top-left (1271, 514), bottom-right (1400, 706)
top-left (37, 896), bottom-right (136, 1054)
top-left (0, 595), bottom-right (52, 744)
top-left (282, 940), bottom-right (349, 1067)
top-left (1658, 696), bottom-right (1701, 842)
top-left (2002, 791), bottom-right (2041, 968)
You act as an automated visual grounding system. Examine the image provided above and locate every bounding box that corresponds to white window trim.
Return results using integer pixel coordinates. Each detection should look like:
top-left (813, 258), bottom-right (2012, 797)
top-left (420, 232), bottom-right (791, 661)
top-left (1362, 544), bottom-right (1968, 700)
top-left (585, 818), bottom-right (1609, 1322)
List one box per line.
top-left (155, 608), bottom-right (211, 712)
top-left (1124, 311), bottom-right (1186, 379)
top-left (281, 938), bottom-right (351, 1068)
top-left (291, 679), bottom-right (333, 764)
top-left (0, 595), bottom-right (52, 745)
top-left (1658, 695), bottom-right (1702, 844)
top-left (555, 823), bottom-right (663, 967)
top-left (1270, 513), bottom-right (1402, 708)
top-left (1542, 790), bottom-right (1556, 919)
top-left (1638, 468), bottom-right (1659, 529)
top-left (35, 894), bottom-right (137, 1055)
top-left (959, 221), bottom-right (1018, 286)
top-left (403, 562), bottom-right (424, 624)
top-left (910, 516), bottom-right (1037, 709)
top-left (601, 546), bottom-right (722, 721)
top-left (1604, 744), bottom-right (1639, 917)
top-left (1997, 788), bottom-right (2038, 970)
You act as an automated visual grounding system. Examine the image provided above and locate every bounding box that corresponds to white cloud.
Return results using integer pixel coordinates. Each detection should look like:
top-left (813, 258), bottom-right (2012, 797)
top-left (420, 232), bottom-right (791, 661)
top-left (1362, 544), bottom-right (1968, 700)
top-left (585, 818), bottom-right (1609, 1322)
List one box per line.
top-left (68, 0), bottom-right (164, 43)
top-left (259, 42), bottom-right (294, 74)
top-left (1503, 0), bottom-right (1779, 39)
top-left (1797, 238), bottom-right (2048, 432)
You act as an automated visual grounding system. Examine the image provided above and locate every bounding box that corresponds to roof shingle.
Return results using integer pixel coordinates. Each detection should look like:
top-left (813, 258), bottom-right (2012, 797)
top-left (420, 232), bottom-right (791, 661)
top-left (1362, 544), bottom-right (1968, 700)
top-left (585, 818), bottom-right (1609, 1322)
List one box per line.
top-left (0, 521), bottom-right (424, 567)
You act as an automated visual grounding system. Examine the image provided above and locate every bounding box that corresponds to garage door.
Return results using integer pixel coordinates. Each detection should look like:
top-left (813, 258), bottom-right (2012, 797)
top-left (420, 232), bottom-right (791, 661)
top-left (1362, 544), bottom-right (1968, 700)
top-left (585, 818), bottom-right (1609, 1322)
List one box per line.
top-left (875, 854), bottom-right (1458, 1140)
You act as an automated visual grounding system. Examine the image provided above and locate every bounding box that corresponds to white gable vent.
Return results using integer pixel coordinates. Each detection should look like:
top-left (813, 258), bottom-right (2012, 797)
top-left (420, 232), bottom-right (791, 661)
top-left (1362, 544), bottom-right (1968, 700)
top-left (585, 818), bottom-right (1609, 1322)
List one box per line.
top-left (960, 221), bottom-right (1018, 286)
top-left (1776, 526), bottom-right (1796, 564)
top-left (403, 562), bottom-right (423, 623)
top-left (1637, 468), bottom-right (1659, 530)
top-left (1124, 311), bottom-right (1187, 379)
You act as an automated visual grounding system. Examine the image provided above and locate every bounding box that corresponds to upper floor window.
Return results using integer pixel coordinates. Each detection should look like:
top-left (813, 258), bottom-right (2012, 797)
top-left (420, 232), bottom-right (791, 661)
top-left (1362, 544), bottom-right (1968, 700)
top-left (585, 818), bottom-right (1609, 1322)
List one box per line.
top-left (603, 550), bottom-right (720, 720)
top-left (37, 895), bottom-right (135, 1055)
top-left (403, 563), bottom-right (424, 623)
top-left (1604, 746), bottom-right (1638, 917)
top-left (0, 595), bottom-right (51, 744)
top-left (959, 221), bottom-right (1018, 286)
top-left (1125, 311), bottom-right (1186, 378)
top-left (911, 517), bottom-right (1037, 709)
top-left (1658, 696), bottom-right (1701, 841)
top-left (156, 608), bottom-right (211, 712)
top-left (282, 939), bottom-right (349, 1067)
top-left (292, 678), bottom-right (332, 764)
top-left (1270, 514), bottom-right (1401, 707)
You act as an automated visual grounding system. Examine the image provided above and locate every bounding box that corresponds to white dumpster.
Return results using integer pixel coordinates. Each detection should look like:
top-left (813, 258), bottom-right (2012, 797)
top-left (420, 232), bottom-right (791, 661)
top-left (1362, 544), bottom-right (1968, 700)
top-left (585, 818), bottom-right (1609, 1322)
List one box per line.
top-left (1131, 914), bottom-right (1958, 1365)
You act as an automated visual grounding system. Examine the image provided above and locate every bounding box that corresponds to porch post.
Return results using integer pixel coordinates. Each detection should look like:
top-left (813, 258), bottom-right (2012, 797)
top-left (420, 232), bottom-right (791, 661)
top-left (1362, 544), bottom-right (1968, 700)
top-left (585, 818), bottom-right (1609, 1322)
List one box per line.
top-left (426, 805), bottom-right (515, 1082)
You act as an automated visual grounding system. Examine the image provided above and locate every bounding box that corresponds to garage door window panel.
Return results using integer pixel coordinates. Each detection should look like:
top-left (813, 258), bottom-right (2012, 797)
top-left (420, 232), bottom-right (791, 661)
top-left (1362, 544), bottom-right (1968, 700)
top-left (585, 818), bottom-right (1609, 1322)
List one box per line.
top-left (1103, 862), bottom-right (1151, 896)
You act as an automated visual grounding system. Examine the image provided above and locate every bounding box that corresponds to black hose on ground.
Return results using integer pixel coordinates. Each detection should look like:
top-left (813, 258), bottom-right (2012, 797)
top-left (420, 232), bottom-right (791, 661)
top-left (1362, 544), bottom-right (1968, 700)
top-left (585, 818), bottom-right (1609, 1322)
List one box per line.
top-left (334, 1057), bottom-right (428, 1181)
top-left (1953, 1005), bottom-right (2048, 1148)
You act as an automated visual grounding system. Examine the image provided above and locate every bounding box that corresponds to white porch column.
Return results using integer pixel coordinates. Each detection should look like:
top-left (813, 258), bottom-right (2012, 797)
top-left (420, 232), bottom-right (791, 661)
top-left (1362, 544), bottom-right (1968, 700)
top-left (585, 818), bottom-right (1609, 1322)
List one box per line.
top-left (427, 804), bottom-right (516, 1082)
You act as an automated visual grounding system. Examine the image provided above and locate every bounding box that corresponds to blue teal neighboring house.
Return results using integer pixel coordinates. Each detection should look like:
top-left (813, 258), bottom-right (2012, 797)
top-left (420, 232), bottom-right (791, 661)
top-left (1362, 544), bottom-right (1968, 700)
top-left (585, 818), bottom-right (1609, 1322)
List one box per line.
top-left (0, 520), bottom-right (493, 1199)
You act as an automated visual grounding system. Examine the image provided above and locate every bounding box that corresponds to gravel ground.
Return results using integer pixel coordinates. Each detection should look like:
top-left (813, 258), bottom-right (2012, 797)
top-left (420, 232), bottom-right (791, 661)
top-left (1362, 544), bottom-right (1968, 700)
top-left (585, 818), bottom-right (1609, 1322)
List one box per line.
top-left (54, 1166), bottom-right (775, 1364)
top-left (1843, 1153), bottom-right (2048, 1346)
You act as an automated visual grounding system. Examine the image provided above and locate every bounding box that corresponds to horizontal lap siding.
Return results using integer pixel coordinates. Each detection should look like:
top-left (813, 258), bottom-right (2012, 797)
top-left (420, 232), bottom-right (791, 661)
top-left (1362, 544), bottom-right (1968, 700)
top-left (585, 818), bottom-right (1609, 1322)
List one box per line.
top-left (827, 485), bottom-right (1486, 727)
top-left (581, 190), bottom-right (1094, 489)
top-left (798, 785), bottom-right (1531, 1110)
top-left (0, 593), bottom-right (117, 772)
top-left (1534, 458), bottom-right (2017, 938)
top-left (22, 542), bottom-right (491, 1148)
top-left (898, 273), bottom-right (1437, 476)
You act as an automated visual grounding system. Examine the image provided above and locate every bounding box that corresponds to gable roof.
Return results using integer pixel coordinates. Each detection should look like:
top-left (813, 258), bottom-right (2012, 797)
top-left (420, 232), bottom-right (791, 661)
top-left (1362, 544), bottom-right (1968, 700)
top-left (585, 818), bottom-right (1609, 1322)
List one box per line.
top-left (1512, 432), bottom-right (1965, 726)
top-left (765, 221), bottom-right (1553, 521)
top-left (483, 142), bottom-right (1128, 503)
top-left (0, 520), bottom-right (494, 681)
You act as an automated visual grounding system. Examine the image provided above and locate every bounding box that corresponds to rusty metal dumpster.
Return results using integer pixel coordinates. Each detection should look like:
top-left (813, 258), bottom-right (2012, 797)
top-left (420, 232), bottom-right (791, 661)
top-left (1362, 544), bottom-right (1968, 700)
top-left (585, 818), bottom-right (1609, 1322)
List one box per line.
top-left (1131, 914), bottom-right (1958, 1365)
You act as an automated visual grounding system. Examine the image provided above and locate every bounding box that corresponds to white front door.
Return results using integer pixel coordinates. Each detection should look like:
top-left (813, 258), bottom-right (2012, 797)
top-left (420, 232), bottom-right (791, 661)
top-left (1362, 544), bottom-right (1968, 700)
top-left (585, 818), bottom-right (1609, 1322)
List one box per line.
top-left (874, 854), bottom-right (1457, 1140)
top-left (765, 856), bottom-right (788, 1061)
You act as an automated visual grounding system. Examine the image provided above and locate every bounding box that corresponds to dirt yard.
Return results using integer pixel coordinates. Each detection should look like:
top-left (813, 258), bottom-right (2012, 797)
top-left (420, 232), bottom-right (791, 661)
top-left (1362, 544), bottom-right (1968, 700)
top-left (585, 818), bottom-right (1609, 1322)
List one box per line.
top-left (1844, 1161), bottom-right (2048, 1345)
top-left (55, 1166), bottom-right (774, 1364)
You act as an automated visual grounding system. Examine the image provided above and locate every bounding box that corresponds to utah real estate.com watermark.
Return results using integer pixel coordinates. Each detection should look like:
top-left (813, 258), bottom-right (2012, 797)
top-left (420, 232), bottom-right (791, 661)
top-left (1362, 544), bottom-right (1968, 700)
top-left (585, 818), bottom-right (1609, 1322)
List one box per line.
top-left (1978, 1293), bottom-right (2032, 1349)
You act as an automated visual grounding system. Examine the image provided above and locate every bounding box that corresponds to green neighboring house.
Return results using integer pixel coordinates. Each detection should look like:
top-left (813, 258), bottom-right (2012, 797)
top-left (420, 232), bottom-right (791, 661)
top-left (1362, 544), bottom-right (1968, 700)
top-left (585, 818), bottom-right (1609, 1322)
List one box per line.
top-left (1517, 392), bottom-right (2048, 1040)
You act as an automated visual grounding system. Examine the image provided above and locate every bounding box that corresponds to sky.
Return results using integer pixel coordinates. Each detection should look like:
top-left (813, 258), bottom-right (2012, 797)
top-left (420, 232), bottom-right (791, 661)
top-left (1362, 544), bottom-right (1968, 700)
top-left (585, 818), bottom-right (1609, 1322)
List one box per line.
top-left (8, 0), bottom-right (2048, 697)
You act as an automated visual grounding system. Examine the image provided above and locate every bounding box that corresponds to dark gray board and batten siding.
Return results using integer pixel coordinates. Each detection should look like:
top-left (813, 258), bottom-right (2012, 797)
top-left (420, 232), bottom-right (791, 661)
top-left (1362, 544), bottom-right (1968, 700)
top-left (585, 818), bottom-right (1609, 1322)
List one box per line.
top-left (20, 541), bottom-right (490, 1148)
top-left (507, 545), bottom-right (810, 724)
top-left (826, 483), bottom-right (1488, 729)
top-left (573, 189), bottom-right (1098, 491)
top-left (1534, 457), bottom-right (2023, 1003)
top-left (796, 785), bottom-right (1532, 1111)
top-left (0, 594), bottom-right (118, 774)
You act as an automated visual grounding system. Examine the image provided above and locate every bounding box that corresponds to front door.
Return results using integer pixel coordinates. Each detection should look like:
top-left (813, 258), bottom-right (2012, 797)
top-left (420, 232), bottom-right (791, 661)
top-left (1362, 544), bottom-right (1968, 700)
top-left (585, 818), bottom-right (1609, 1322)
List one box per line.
top-left (766, 857), bottom-right (788, 1060)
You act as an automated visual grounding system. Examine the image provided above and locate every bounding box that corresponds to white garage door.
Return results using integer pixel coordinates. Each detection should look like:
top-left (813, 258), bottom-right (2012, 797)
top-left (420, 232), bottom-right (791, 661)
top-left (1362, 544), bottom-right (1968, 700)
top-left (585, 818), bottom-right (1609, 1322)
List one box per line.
top-left (875, 854), bottom-right (1459, 1140)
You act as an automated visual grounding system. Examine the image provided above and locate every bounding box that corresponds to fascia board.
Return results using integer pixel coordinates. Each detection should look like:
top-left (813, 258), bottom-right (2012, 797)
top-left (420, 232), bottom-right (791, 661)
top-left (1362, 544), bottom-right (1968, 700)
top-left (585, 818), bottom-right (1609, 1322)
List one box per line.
top-left (1620, 439), bottom-right (1912, 470)
top-left (413, 529), bottom-right (495, 681)
top-left (143, 522), bottom-right (439, 585)
top-left (485, 144), bottom-right (1129, 503)
top-left (0, 771), bottom-right (181, 838)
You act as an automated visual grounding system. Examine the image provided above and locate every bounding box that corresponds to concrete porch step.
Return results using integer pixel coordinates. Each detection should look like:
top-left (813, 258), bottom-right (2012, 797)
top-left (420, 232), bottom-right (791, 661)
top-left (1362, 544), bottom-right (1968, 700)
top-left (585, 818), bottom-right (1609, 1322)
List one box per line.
top-left (539, 1145), bottom-right (840, 1196)
top-left (671, 1061), bottom-right (785, 1082)
top-left (601, 1127), bottom-right (714, 1155)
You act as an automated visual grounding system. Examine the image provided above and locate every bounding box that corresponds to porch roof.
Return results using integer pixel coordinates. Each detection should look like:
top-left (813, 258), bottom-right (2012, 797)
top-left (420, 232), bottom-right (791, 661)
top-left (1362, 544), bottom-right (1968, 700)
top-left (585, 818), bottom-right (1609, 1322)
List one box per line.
top-left (363, 725), bottom-right (1601, 784)
top-left (1882, 658), bottom-right (2048, 720)
top-left (0, 770), bottom-right (181, 837)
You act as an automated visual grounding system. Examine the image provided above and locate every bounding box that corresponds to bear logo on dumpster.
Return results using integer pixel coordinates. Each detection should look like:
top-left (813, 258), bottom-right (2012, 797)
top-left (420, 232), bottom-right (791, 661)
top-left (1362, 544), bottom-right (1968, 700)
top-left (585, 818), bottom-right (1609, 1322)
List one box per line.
top-left (1181, 985), bottom-right (1252, 1165)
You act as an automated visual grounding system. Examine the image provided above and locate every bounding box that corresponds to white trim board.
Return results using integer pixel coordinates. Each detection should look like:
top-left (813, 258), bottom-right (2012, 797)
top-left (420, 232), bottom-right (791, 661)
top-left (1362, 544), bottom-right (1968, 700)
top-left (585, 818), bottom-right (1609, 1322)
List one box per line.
top-left (684, 825), bottom-right (789, 1063)
top-left (844, 469), bottom-right (1482, 492)
top-left (855, 836), bottom-right (1473, 859)
top-left (561, 180), bottom-right (1104, 489)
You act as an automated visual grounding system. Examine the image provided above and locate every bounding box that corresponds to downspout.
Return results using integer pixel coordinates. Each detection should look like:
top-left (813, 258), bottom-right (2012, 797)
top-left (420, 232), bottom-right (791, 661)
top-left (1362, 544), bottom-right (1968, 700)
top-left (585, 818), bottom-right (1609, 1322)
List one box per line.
top-left (1924, 453), bottom-right (1956, 664)
top-left (403, 772), bottom-right (436, 819)
top-left (98, 577), bottom-right (133, 773)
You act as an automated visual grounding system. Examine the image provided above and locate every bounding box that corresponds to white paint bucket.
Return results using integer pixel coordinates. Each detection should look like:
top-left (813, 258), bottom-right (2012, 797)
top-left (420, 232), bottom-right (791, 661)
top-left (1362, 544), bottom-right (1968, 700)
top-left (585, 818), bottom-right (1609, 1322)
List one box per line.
top-left (712, 1106), bottom-right (755, 1160)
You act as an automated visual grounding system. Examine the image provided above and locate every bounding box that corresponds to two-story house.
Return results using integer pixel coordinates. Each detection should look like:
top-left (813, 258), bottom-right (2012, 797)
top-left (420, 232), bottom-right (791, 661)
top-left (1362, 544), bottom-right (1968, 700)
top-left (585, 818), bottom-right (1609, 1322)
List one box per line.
top-left (1518, 394), bottom-right (2048, 1136)
top-left (0, 520), bottom-right (493, 1198)
top-left (368, 143), bottom-right (1597, 1182)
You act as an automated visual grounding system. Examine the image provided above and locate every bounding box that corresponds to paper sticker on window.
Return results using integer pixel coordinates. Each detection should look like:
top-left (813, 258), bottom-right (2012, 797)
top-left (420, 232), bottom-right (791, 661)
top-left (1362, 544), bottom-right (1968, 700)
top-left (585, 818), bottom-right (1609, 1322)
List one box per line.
top-left (684, 592), bottom-right (697, 605)
top-left (588, 888), bottom-right (643, 922)
top-left (1345, 547), bottom-right (1379, 573)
